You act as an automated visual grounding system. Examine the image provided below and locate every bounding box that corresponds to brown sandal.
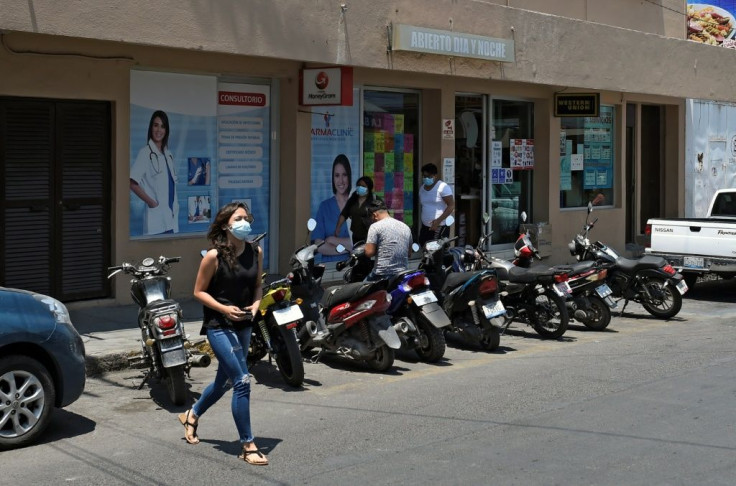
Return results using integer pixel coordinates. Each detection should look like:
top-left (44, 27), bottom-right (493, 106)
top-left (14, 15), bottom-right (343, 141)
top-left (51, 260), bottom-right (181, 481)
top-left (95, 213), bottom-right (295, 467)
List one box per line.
top-left (177, 410), bottom-right (200, 445)
top-left (239, 445), bottom-right (269, 466)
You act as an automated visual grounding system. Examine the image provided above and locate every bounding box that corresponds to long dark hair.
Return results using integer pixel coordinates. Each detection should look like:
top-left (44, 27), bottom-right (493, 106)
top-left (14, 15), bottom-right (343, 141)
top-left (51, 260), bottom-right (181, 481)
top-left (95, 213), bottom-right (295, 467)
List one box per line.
top-left (331, 154), bottom-right (352, 195)
top-left (206, 202), bottom-right (248, 269)
top-left (147, 110), bottom-right (170, 151)
top-left (345, 176), bottom-right (374, 210)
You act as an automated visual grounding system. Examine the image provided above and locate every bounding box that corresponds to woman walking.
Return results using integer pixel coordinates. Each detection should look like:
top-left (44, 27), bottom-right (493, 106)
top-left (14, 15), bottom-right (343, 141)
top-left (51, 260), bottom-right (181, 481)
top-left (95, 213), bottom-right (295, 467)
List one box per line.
top-left (178, 202), bottom-right (268, 466)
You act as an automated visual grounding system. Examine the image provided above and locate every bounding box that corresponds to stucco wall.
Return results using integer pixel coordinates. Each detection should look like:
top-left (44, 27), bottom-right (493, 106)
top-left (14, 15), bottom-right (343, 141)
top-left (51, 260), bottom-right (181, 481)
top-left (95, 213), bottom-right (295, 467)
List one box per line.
top-left (1, 1), bottom-right (732, 101)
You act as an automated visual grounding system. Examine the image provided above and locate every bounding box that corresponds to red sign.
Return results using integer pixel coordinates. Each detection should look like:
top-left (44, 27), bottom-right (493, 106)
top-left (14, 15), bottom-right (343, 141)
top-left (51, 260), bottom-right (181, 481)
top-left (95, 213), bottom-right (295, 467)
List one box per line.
top-left (218, 91), bottom-right (267, 106)
top-left (299, 67), bottom-right (353, 106)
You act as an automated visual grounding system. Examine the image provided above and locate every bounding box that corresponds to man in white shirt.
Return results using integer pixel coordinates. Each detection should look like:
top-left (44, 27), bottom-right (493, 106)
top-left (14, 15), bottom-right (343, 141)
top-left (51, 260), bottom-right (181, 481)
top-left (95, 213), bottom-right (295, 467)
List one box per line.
top-left (418, 163), bottom-right (455, 245)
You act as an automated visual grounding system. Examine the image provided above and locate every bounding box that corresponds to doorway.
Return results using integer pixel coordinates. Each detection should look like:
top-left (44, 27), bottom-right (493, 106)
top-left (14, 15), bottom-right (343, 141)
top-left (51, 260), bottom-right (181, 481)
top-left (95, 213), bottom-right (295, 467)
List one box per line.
top-left (454, 94), bottom-right (485, 247)
top-left (0, 98), bottom-right (111, 301)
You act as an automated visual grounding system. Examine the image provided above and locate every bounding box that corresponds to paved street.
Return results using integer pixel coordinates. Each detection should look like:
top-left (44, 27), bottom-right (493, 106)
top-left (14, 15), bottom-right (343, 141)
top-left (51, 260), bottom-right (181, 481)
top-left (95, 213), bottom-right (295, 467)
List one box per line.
top-left (2, 279), bottom-right (736, 485)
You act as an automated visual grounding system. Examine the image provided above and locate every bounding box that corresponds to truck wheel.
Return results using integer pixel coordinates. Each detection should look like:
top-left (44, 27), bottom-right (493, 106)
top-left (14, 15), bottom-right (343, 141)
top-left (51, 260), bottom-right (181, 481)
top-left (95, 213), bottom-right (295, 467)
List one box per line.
top-left (582, 296), bottom-right (612, 331)
top-left (641, 279), bottom-right (682, 319)
top-left (683, 273), bottom-right (698, 290)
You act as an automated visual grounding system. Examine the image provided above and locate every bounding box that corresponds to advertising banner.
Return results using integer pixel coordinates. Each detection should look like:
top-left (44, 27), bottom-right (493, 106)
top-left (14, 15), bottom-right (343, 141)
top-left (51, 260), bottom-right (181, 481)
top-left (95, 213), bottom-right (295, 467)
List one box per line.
top-left (217, 83), bottom-right (271, 263)
top-left (685, 99), bottom-right (736, 216)
top-left (129, 71), bottom-right (217, 238)
top-left (310, 90), bottom-right (361, 263)
top-left (687, 2), bottom-right (736, 48)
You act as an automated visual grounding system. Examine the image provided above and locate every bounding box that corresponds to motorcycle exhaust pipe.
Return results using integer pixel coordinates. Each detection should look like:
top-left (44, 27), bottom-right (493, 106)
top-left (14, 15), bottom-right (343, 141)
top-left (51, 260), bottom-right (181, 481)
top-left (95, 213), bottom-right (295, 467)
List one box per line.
top-left (305, 320), bottom-right (320, 337)
top-left (188, 353), bottom-right (211, 368)
top-left (393, 320), bottom-right (410, 334)
top-left (574, 309), bottom-right (588, 321)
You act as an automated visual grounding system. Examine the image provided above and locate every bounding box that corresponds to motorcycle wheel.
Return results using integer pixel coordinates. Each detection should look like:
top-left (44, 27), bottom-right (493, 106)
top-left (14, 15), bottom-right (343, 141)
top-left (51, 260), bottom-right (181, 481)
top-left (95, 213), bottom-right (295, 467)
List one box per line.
top-left (479, 325), bottom-right (500, 351)
top-left (641, 279), bottom-right (682, 319)
top-left (272, 324), bottom-right (305, 387)
top-left (581, 295), bottom-right (612, 331)
top-left (532, 290), bottom-right (569, 339)
top-left (165, 365), bottom-right (187, 406)
top-left (414, 319), bottom-right (446, 362)
top-left (367, 345), bottom-right (395, 372)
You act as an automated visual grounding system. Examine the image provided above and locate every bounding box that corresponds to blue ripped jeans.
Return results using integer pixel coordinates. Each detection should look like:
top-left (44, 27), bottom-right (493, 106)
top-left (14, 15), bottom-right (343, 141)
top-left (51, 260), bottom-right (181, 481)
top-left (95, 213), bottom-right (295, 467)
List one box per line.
top-left (192, 326), bottom-right (254, 443)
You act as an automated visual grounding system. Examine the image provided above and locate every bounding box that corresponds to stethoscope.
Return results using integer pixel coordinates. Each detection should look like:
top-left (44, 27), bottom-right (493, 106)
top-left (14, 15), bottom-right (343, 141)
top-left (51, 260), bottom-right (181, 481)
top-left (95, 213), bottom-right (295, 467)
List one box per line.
top-left (148, 144), bottom-right (174, 175)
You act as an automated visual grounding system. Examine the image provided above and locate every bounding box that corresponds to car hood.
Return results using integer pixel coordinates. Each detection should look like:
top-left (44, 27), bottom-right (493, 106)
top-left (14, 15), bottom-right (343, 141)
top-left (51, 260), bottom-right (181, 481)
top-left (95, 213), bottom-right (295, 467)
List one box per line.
top-left (0, 286), bottom-right (57, 344)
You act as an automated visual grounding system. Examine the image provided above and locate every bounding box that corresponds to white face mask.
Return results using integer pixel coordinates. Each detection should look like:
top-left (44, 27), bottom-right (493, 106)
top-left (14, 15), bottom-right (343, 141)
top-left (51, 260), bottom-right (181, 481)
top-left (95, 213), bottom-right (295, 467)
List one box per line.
top-left (229, 220), bottom-right (252, 240)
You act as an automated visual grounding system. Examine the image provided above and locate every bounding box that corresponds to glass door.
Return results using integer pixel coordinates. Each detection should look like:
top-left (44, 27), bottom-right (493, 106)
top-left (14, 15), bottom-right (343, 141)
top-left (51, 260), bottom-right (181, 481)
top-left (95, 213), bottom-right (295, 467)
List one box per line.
top-left (454, 94), bottom-right (486, 247)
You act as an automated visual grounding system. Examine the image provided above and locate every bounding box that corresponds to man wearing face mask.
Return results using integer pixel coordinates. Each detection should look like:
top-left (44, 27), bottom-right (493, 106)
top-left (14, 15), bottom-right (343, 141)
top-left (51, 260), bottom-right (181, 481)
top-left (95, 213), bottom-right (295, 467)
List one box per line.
top-left (418, 163), bottom-right (455, 245)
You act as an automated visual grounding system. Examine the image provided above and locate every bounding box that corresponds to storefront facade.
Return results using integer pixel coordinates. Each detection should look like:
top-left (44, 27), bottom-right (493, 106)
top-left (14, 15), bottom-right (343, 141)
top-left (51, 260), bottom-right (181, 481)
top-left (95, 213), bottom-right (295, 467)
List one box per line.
top-left (1, 1), bottom-right (734, 302)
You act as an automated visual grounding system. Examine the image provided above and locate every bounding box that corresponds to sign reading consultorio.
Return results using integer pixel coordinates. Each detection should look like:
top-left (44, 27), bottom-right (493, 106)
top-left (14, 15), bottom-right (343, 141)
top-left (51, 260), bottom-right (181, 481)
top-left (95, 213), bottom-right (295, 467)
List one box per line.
top-left (392, 24), bottom-right (514, 62)
top-left (554, 93), bottom-right (600, 117)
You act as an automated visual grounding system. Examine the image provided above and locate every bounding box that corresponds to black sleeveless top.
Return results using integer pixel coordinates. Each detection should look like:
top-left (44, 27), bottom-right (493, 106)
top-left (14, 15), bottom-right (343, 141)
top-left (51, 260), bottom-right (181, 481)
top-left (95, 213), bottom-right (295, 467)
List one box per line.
top-left (200, 243), bottom-right (258, 335)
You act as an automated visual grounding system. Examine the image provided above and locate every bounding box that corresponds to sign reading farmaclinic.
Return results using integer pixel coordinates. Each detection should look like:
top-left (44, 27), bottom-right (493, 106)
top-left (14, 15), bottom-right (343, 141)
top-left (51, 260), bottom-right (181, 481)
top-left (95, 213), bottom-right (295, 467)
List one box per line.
top-left (392, 24), bottom-right (514, 62)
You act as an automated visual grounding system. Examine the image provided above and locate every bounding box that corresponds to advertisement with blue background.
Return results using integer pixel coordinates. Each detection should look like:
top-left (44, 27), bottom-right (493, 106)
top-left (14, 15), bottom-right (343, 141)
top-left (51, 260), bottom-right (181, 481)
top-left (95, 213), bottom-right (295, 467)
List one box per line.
top-left (130, 71), bottom-right (272, 264)
top-left (310, 90), bottom-right (361, 263)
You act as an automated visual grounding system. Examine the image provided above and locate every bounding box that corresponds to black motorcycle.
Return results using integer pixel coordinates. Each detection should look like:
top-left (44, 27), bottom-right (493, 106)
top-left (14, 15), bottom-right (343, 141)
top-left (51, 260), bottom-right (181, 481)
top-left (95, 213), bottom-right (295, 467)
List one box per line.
top-left (419, 235), bottom-right (506, 351)
top-left (108, 256), bottom-right (211, 405)
top-left (569, 203), bottom-right (688, 319)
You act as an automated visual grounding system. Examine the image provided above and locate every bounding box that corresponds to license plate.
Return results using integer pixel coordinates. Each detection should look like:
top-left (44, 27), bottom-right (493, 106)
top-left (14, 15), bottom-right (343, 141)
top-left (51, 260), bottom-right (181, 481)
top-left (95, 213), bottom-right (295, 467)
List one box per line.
top-left (554, 281), bottom-right (572, 297)
top-left (273, 304), bottom-right (304, 325)
top-left (159, 337), bottom-right (183, 352)
top-left (595, 283), bottom-right (613, 298)
top-left (683, 256), bottom-right (704, 269)
top-left (482, 299), bottom-right (506, 319)
top-left (412, 290), bottom-right (438, 306)
top-left (675, 280), bottom-right (689, 295)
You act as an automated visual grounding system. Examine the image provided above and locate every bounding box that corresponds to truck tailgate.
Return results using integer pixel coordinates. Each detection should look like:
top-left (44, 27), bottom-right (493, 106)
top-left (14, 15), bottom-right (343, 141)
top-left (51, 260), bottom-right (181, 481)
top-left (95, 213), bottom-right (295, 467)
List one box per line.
top-left (649, 219), bottom-right (736, 259)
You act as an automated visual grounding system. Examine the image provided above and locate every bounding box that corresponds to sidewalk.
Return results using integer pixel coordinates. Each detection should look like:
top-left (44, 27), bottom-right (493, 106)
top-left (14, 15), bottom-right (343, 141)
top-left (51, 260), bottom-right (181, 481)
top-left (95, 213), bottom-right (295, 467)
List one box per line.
top-left (68, 298), bottom-right (205, 376)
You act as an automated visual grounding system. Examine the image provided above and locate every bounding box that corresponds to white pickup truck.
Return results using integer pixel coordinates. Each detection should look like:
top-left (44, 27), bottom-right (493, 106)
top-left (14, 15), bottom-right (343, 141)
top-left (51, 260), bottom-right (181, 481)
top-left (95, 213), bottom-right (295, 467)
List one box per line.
top-left (645, 189), bottom-right (736, 288)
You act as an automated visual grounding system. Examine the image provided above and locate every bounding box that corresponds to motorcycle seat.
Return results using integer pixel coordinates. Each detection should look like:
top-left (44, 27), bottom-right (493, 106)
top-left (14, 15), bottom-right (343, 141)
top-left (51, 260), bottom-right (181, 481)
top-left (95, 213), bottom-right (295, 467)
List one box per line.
top-left (321, 280), bottom-right (386, 308)
top-left (567, 261), bottom-right (597, 273)
top-left (441, 271), bottom-right (478, 292)
top-left (616, 255), bottom-right (667, 273)
top-left (507, 265), bottom-right (557, 284)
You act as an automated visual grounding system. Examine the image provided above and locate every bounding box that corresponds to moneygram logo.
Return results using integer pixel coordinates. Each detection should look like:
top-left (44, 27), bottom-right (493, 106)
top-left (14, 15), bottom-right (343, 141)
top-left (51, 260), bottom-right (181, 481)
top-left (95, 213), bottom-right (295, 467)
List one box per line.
top-left (315, 71), bottom-right (329, 90)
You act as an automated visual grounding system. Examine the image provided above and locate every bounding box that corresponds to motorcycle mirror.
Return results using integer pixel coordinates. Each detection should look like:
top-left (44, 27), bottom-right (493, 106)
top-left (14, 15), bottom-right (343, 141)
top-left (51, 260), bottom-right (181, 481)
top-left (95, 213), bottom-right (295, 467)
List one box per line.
top-left (199, 249), bottom-right (207, 259)
top-left (482, 212), bottom-right (490, 224)
top-left (520, 211), bottom-right (527, 223)
top-left (445, 215), bottom-right (455, 227)
top-left (335, 244), bottom-right (347, 253)
top-left (587, 202), bottom-right (593, 214)
top-left (411, 243), bottom-right (420, 252)
top-left (307, 218), bottom-right (317, 232)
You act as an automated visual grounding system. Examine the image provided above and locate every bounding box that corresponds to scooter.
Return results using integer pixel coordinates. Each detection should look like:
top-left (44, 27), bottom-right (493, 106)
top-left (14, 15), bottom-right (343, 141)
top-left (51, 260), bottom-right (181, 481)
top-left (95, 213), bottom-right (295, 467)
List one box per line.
top-left (336, 242), bottom-right (451, 362)
top-left (288, 220), bottom-right (401, 371)
top-left (569, 203), bottom-right (688, 319)
top-left (418, 217), bottom-right (506, 351)
top-left (199, 234), bottom-right (305, 387)
top-left (108, 256), bottom-right (211, 406)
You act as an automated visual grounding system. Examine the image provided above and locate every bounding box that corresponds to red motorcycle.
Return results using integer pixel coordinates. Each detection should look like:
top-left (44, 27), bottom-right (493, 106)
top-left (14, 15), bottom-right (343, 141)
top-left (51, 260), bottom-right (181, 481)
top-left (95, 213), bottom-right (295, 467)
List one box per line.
top-left (288, 220), bottom-right (401, 372)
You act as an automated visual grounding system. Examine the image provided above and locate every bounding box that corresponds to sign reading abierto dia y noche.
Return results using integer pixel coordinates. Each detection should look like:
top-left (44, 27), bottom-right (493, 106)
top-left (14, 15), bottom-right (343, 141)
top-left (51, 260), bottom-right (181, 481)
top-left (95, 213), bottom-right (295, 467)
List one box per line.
top-left (687, 2), bottom-right (736, 48)
top-left (129, 70), bottom-right (271, 262)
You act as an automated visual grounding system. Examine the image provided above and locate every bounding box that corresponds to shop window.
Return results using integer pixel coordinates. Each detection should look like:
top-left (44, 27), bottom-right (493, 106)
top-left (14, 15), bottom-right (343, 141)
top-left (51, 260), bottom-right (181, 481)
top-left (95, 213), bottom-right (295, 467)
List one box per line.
top-left (560, 105), bottom-right (615, 208)
top-left (363, 90), bottom-right (420, 233)
top-left (491, 99), bottom-right (534, 246)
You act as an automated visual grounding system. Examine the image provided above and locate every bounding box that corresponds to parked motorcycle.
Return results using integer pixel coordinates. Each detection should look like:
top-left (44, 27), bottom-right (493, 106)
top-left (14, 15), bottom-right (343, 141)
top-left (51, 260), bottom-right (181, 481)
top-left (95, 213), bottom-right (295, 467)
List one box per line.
top-left (288, 220), bottom-right (401, 371)
top-left (108, 256), bottom-right (211, 406)
top-left (336, 242), bottom-right (451, 362)
top-left (418, 222), bottom-right (506, 351)
top-left (467, 217), bottom-right (571, 339)
top-left (199, 233), bottom-right (305, 387)
top-left (504, 214), bottom-right (617, 331)
top-left (569, 203), bottom-right (688, 319)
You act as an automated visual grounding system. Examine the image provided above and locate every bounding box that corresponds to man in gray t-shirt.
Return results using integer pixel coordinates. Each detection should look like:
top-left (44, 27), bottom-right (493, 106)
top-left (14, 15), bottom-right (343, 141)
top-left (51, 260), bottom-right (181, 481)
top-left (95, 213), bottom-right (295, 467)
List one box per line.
top-left (364, 199), bottom-right (413, 281)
